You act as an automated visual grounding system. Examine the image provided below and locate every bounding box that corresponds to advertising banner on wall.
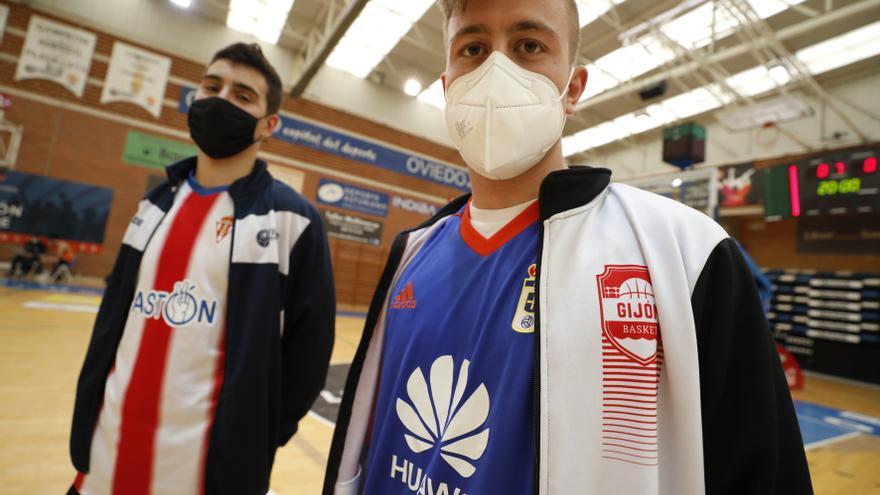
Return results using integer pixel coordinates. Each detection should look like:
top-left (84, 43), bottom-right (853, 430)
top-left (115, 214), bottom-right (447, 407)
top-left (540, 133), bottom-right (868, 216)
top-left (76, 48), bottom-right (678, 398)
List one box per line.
top-left (101, 41), bottom-right (172, 118)
top-left (122, 130), bottom-right (197, 169)
top-left (317, 178), bottom-right (388, 217)
top-left (717, 162), bottom-right (762, 207)
top-left (391, 195), bottom-right (441, 217)
top-left (178, 85), bottom-right (470, 191)
top-left (0, 5), bottom-right (9, 43)
top-left (797, 213), bottom-right (880, 254)
top-left (0, 170), bottom-right (113, 252)
top-left (15, 15), bottom-right (96, 98)
top-left (321, 209), bottom-right (382, 246)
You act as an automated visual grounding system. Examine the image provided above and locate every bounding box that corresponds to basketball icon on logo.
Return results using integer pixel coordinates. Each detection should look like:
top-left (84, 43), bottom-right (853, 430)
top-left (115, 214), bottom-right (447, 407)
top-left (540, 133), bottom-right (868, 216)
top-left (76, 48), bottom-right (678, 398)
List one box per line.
top-left (596, 265), bottom-right (660, 366)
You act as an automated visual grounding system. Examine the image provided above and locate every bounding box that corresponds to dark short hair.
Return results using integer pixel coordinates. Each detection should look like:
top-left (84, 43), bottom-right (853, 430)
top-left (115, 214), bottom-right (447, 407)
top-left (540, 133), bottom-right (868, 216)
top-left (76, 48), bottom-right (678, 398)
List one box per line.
top-left (437, 0), bottom-right (581, 64)
top-left (210, 42), bottom-right (283, 115)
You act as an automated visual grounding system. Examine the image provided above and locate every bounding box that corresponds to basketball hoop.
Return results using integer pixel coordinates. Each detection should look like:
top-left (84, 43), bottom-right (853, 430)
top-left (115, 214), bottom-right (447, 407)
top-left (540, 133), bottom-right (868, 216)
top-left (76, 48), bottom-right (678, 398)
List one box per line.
top-left (755, 122), bottom-right (781, 149)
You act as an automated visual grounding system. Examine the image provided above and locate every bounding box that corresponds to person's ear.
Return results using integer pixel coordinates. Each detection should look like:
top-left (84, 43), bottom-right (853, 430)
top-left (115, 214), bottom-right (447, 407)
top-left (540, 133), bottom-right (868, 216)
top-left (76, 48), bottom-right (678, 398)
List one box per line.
top-left (564, 66), bottom-right (588, 115)
top-left (259, 114), bottom-right (280, 142)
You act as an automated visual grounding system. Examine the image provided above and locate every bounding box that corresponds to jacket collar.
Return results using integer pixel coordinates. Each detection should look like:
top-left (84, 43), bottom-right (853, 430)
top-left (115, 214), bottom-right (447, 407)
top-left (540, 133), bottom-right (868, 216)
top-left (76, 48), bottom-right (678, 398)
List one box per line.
top-left (165, 156), bottom-right (273, 199)
top-left (427, 166), bottom-right (612, 229)
top-left (538, 166), bottom-right (611, 221)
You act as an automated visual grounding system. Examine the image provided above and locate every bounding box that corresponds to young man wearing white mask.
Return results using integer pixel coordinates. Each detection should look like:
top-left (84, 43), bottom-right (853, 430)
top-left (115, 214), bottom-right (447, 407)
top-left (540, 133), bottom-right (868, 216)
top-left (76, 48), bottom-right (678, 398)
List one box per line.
top-left (69, 43), bottom-right (335, 495)
top-left (324, 1), bottom-right (811, 493)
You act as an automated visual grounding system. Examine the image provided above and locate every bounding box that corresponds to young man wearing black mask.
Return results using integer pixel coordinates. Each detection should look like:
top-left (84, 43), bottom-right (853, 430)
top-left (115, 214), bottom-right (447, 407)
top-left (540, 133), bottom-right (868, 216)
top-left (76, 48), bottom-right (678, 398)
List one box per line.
top-left (68, 43), bottom-right (335, 495)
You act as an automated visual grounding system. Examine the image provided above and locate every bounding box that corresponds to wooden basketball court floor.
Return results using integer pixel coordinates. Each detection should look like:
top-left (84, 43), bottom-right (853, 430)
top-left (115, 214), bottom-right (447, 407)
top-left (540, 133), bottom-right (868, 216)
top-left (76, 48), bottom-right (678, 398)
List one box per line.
top-left (1, 285), bottom-right (878, 494)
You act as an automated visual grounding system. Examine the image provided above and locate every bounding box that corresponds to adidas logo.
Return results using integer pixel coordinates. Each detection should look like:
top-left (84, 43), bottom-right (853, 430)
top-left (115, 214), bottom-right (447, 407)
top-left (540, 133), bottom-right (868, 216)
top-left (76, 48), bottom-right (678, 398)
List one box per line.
top-left (391, 281), bottom-right (417, 309)
top-left (396, 355), bottom-right (490, 478)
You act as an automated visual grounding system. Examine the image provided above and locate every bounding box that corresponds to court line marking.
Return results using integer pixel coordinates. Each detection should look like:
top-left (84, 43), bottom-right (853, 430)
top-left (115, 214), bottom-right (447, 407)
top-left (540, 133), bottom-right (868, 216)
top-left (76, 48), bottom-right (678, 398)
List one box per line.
top-left (308, 410), bottom-right (336, 429)
top-left (840, 411), bottom-right (880, 427)
top-left (22, 301), bottom-right (99, 313)
top-left (804, 431), bottom-right (861, 450)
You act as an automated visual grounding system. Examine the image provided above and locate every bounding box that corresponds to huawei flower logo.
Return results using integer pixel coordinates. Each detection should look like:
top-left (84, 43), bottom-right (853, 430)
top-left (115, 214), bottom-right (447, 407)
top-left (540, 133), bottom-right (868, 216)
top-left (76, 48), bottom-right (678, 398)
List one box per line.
top-left (396, 355), bottom-right (490, 478)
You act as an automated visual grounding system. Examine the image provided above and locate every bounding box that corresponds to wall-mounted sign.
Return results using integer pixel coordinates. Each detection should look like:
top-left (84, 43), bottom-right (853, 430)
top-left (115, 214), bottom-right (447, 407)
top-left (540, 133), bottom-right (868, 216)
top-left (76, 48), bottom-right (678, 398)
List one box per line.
top-left (0, 5), bottom-right (9, 43)
top-left (392, 195), bottom-right (440, 217)
top-left (122, 130), bottom-right (197, 169)
top-left (717, 162), bottom-right (762, 207)
top-left (797, 213), bottom-right (880, 254)
top-left (0, 169), bottom-right (113, 252)
top-left (15, 15), bottom-right (96, 98)
top-left (322, 209), bottom-right (382, 246)
top-left (317, 178), bottom-right (388, 217)
top-left (178, 86), bottom-right (470, 191)
top-left (101, 41), bottom-right (171, 118)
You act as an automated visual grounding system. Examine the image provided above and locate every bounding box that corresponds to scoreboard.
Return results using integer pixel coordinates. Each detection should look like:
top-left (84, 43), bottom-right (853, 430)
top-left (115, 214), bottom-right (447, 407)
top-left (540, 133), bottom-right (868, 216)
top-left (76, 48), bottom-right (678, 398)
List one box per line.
top-left (763, 147), bottom-right (879, 219)
top-left (800, 148), bottom-right (879, 216)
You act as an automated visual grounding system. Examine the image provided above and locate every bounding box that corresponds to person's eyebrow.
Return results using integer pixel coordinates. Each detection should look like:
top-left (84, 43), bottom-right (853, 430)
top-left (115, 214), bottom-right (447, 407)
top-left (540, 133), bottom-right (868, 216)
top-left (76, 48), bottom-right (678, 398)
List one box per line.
top-left (232, 82), bottom-right (260, 96)
top-left (509, 20), bottom-right (560, 41)
top-left (201, 74), bottom-right (223, 84)
top-left (201, 74), bottom-right (260, 97)
top-left (449, 23), bottom-right (489, 45)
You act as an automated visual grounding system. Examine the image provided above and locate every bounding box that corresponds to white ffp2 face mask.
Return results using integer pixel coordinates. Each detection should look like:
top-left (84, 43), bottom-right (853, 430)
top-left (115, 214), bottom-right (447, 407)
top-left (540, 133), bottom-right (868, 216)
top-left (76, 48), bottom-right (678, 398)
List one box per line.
top-left (444, 51), bottom-right (572, 181)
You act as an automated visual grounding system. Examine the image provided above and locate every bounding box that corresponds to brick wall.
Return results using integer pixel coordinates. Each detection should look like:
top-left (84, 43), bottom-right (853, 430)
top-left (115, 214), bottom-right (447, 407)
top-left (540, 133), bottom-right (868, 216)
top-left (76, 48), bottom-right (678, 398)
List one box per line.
top-left (0, 2), bottom-right (464, 310)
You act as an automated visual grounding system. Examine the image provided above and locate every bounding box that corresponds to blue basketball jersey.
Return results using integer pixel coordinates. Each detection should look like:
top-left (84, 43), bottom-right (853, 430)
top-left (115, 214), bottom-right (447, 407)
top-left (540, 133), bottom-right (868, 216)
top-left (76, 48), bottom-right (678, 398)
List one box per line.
top-left (361, 201), bottom-right (540, 494)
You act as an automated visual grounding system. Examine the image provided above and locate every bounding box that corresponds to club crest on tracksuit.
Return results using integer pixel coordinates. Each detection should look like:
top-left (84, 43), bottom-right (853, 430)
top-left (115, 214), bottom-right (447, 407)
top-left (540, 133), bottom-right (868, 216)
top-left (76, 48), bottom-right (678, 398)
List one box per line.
top-left (596, 265), bottom-right (660, 366)
top-left (215, 215), bottom-right (233, 243)
top-left (511, 264), bottom-right (537, 333)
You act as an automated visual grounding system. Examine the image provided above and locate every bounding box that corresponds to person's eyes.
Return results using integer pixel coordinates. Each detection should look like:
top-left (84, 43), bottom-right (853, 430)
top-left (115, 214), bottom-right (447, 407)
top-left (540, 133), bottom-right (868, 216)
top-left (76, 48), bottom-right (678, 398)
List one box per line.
top-left (515, 39), bottom-right (545, 55)
top-left (461, 43), bottom-right (487, 57)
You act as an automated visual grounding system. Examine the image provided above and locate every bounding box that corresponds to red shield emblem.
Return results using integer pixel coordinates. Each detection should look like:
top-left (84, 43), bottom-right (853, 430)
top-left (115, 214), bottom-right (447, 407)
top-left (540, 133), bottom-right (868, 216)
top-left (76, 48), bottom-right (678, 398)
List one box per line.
top-left (215, 216), bottom-right (233, 243)
top-left (596, 265), bottom-right (660, 366)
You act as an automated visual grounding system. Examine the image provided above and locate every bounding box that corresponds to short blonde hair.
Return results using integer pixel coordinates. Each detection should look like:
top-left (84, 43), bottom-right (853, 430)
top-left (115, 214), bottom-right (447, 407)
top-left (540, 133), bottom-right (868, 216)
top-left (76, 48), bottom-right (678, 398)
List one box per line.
top-left (437, 0), bottom-right (581, 64)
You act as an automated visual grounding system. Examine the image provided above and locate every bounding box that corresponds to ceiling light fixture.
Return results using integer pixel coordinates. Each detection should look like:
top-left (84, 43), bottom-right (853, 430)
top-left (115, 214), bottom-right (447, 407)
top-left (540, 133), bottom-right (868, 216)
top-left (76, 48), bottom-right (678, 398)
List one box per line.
top-left (404, 78), bottom-right (422, 96)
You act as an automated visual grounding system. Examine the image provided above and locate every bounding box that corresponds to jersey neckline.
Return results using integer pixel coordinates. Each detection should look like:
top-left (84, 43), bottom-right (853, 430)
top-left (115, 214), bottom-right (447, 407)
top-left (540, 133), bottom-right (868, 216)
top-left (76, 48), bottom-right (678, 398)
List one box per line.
top-left (187, 169), bottom-right (230, 196)
top-left (459, 199), bottom-right (540, 257)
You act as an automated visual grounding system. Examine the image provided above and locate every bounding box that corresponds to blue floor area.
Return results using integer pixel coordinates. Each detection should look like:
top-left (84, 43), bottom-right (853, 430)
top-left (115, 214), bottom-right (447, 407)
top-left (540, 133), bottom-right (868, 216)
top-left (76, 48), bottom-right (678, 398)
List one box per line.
top-left (1, 278), bottom-right (104, 296)
top-left (795, 400), bottom-right (880, 447)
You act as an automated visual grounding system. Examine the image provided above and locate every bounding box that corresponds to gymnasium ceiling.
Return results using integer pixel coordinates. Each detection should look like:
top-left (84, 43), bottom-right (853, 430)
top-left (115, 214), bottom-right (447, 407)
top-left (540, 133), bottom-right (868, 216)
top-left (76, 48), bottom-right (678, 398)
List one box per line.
top-left (166, 0), bottom-right (880, 158)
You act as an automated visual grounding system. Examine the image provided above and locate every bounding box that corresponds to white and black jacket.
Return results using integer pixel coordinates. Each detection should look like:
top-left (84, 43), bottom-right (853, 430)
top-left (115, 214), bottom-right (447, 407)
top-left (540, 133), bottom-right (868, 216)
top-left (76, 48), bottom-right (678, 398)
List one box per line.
top-left (69, 158), bottom-right (336, 495)
top-left (323, 167), bottom-right (811, 494)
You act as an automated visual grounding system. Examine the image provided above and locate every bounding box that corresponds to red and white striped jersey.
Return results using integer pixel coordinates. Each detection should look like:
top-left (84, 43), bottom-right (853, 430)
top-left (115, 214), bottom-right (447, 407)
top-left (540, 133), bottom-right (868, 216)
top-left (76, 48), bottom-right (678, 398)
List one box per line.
top-left (78, 177), bottom-right (234, 495)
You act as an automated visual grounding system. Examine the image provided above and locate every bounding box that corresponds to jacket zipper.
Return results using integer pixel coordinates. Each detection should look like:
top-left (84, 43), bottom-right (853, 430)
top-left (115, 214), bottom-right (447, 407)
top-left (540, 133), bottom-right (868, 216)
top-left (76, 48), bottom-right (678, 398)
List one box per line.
top-left (533, 225), bottom-right (545, 495)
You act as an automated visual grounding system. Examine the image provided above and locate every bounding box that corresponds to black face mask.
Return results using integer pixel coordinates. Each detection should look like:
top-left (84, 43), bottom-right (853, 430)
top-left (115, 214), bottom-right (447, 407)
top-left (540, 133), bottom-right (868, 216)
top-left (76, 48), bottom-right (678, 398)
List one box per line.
top-left (188, 97), bottom-right (263, 159)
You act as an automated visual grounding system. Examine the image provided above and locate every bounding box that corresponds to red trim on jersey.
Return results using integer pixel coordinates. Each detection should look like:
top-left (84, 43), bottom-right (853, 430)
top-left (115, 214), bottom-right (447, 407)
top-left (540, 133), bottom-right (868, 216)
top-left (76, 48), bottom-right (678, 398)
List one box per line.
top-left (73, 471), bottom-right (85, 491)
top-left (199, 319), bottom-right (227, 495)
top-left (113, 191), bottom-right (220, 495)
top-left (459, 200), bottom-right (539, 256)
